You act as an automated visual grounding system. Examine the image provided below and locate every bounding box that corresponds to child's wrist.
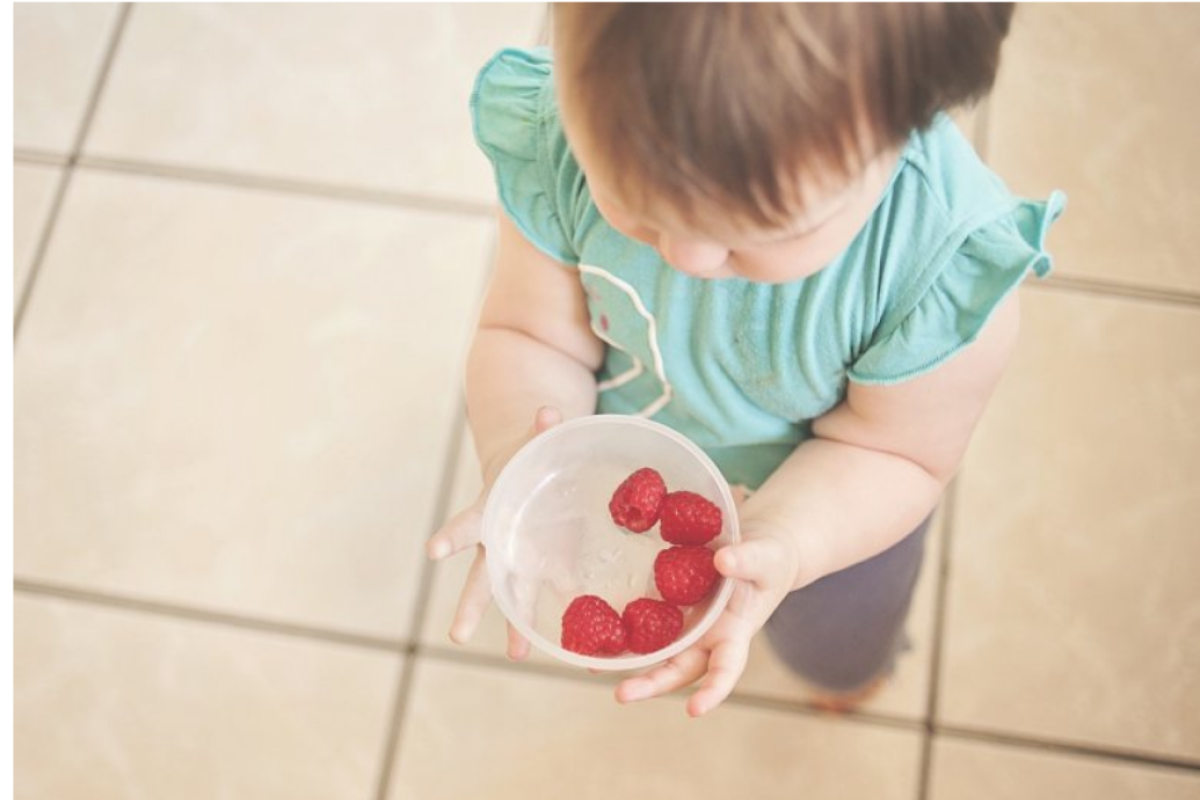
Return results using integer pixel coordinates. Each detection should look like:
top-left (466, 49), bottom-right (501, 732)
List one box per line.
top-left (475, 427), bottom-right (529, 487)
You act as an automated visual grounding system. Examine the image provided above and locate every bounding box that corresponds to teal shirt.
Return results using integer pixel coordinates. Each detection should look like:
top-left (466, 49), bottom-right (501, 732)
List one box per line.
top-left (472, 47), bottom-right (1065, 490)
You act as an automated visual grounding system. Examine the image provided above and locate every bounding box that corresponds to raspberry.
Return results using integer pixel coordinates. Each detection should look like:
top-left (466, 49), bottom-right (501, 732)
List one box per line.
top-left (654, 545), bottom-right (720, 606)
top-left (659, 491), bottom-right (722, 545)
top-left (608, 467), bottom-right (667, 533)
top-left (622, 598), bottom-right (684, 654)
top-left (561, 595), bottom-right (627, 656)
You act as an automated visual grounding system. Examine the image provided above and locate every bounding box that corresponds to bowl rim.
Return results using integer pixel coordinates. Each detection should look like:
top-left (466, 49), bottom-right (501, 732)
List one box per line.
top-left (481, 413), bottom-right (740, 671)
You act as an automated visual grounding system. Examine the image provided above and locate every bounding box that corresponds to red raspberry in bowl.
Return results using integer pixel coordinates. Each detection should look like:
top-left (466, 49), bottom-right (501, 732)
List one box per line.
top-left (659, 491), bottom-right (722, 545)
top-left (561, 595), bottom-right (627, 656)
top-left (622, 598), bottom-right (684, 654)
top-left (654, 545), bottom-right (720, 606)
top-left (608, 467), bottom-right (667, 533)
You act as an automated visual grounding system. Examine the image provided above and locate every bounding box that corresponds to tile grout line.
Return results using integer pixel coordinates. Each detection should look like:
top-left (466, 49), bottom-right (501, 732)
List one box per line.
top-left (13, 148), bottom-right (69, 167)
top-left (14, 2), bottom-right (132, 340)
top-left (36, 158), bottom-right (1200, 311)
top-left (932, 722), bottom-right (1200, 775)
top-left (956, 83), bottom-right (1197, 783)
top-left (67, 3), bottom-right (134, 158)
top-left (15, 572), bottom-right (923, 738)
top-left (412, 641), bottom-right (1200, 778)
top-left (1030, 274), bottom-right (1200, 309)
top-left (74, 154), bottom-right (494, 219)
top-left (406, 405), bottom-right (475, 654)
top-left (417, 643), bottom-right (927, 734)
top-left (15, 570), bottom-right (926, 741)
top-left (13, 577), bottom-right (405, 654)
top-left (13, 166), bottom-right (72, 337)
top-left (373, 225), bottom-right (498, 800)
top-left (917, 478), bottom-right (961, 799)
top-left (371, 404), bottom-right (473, 800)
top-left (17, 580), bottom-right (1200, 776)
top-left (975, 92), bottom-right (1200, 311)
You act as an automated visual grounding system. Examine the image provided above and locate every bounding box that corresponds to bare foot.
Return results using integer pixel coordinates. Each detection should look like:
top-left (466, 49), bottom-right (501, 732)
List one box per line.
top-left (808, 674), bottom-right (889, 714)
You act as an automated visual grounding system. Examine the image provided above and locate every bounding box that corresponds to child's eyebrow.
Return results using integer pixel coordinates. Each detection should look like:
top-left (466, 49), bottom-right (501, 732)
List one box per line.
top-left (744, 190), bottom-right (857, 245)
top-left (592, 169), bottom-right (861, 246)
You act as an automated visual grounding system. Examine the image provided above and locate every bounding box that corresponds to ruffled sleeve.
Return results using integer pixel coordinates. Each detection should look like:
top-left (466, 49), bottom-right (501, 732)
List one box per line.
top-left (848, 191), bottom-right (1067, 385)
top-left (470, 48), bottom-right (579, 266)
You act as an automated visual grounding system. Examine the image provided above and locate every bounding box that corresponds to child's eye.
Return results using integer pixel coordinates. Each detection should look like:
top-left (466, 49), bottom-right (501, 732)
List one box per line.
top-left (626, 223), bottom-right (659, 246)
top-left (747, 217), bottom-right (831, 249)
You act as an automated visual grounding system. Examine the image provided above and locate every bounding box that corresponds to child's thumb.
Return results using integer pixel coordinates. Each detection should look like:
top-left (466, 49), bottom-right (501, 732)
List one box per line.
top-left (531, 405), bottom-right (563, 435)
top-left (714, 540), bottom-right (776, 587)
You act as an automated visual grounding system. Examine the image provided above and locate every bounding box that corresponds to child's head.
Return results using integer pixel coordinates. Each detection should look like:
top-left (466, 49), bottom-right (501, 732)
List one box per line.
top-left (553, 3), bottom-right (1015, 282)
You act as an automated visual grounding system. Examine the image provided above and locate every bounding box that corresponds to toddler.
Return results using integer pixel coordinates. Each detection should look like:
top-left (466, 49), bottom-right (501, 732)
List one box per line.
top-left (427, 3), bottom-right (1064, 717)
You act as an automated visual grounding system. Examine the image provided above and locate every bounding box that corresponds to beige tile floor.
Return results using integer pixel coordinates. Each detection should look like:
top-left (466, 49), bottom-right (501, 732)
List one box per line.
top-left (12, 4), bottom-right (1200, 799)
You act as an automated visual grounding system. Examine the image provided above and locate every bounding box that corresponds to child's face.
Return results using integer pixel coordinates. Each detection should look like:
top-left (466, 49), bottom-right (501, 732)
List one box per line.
top-left (569, 128), bottom-right (899, 284)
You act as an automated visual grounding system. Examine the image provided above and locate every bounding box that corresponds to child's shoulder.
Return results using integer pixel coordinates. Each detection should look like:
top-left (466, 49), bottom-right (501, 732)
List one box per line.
top-left (471, 47), bottom-right (584, 265)
top-left (848, 115), bottom-right (1066, 386)
top-left (870, 112), bottom-right (1066, 317)
top-left (471, 46), bottom-right (553, 114)
top-left (892, 114), bottom-right (1015, 225)
top-left (470, 46), bottom-right (560, 166)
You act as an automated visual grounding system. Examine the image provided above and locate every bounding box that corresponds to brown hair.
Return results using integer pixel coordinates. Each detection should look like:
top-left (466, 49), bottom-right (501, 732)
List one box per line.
top-left (554, 3), bottom-right (1015, 229)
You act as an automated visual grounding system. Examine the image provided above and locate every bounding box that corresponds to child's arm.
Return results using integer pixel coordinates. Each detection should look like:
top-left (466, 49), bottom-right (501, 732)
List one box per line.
top-left (617, 293), bottom-right (1022, 716)
top-left (466, 213), bottom-right (603, 480)
top-left (427, 213), bottom-right (604, 653)
top-left (744, 291), bottom-right (1021, 586)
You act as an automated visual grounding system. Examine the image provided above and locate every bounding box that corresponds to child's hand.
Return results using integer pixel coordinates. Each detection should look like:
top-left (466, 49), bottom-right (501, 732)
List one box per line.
top-left (425, 406), bottom-right (564, 661)
top-left (614, 523), bottom-right (801, 717)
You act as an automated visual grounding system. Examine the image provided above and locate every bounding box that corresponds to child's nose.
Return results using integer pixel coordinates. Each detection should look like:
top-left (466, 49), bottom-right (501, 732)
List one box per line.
top-left (657, 235), bottom-right (730, 277)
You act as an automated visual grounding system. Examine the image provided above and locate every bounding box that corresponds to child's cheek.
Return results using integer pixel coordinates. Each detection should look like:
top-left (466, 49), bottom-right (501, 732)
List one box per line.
top-left (598, 204), bottom-right (656, 246)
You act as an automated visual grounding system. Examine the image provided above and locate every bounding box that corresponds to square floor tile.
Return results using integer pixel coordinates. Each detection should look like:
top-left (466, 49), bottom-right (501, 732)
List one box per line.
top-left (13, 163), bottom-right (63, 310)
top-left (85, 4), bottom-right (545, 202)
top-left (987, 4), bottom-right (1200, 294)
top-left (15, 3), bottom-right (122, 154)
top-left (930, 737), bottom-right (1200, 800)
top-left (390, 658), bottom-right (923, 800)
top-left (941, 288), bottom-right (1200, 760)
top-left (14, 170), bottom-right (492, 639)
top-left (15, 594), bottom-right (398, 800)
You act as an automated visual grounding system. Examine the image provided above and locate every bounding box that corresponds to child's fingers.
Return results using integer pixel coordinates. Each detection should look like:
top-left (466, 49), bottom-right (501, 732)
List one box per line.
top-left (614, 648), bottom-right (707, 704)
top-left (504, 574), bottom-right (539, 661)
top-left (686, 638), bottom-right (750, 717)
top-left (433, 406), bottom-right (562, 562)
top-left (449, 548), bottom-right (492, 644)
top-left (426, 497), bottom-right (486, 560)
top-left (506, 623), bottom-right (531, 661)
top-left (504, 573), bottom-right (537, 661)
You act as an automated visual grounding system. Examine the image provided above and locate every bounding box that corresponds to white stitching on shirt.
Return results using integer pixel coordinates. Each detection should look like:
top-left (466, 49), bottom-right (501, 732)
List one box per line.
top-left (579, 264), bottom-right (673, 418)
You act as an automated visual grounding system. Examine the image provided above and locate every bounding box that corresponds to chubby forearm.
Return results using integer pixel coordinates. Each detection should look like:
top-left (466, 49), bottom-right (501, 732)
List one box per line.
top-left (738, 436), bottom-right (947, 591)
top-left (465, 325), bottom-right (598, 482)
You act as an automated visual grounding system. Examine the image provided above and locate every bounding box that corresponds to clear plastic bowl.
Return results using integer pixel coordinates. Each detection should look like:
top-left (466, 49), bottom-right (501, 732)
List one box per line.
top-left (481, 414), bottom-right (739, 671)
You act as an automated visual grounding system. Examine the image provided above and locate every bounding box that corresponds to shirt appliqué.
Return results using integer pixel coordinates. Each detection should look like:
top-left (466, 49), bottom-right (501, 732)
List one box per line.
top-left (579, 264), bottom-right (673, 418)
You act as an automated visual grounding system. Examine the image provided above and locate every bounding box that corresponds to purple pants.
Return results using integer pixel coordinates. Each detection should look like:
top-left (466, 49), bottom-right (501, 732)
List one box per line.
top-left (763, 513), bottom-right (933, 693)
